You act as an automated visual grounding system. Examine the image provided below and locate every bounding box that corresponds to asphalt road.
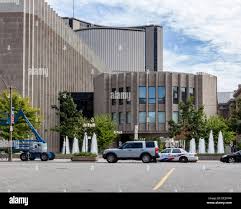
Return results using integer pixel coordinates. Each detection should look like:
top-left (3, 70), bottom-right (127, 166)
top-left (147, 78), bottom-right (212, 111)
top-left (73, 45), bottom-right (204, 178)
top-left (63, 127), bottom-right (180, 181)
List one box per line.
top-left (0, 159), bottom-right (240, 192)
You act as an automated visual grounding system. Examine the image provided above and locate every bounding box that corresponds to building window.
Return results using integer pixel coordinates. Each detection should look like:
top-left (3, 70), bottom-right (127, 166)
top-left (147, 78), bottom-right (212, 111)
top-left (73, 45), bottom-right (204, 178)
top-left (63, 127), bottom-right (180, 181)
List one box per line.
top-left (189, 87), bottom-right (195, 103)
top-left (148, 112), bottom-right (156, 124)
top-left (112, 113), bottom-right (118, 123)
top-left (181, 87), bottom-right (187, 102)
top-left (111, 88), bottom-right (116, 105)
top-left (126, 87), bottom-right (131, 104)
top-left (119, 87), bottom-right (124, 105)
top-left (139, 86), bottom-right (146, 104)
top-left (158, 112), bottom-right (166, 124)
top-left (173, 86), bottom-right (179, 104)
top-left (148, 86), bottom-right (156, 104)
top-left (172, 111), bottom-right (179, 123)
top-left (139, 112), bottom-right (146, 124)
top-left (119, 112), bottom-right (125, 124)
top-left (158, 86), bottom-right (165, 104)
top-left (126, 112), bottom-right (131, 124)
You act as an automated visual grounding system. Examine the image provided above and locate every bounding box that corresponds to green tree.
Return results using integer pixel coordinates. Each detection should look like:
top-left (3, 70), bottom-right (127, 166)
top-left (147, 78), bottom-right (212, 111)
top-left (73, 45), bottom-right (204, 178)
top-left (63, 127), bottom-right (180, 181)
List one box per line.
top-left (168, 97), bottom-right (207, 141)
top-left (229, 98), bottom-right (241, 134)
top-left (52, 91), bottom-right (84, 139)
top-left (0, 90), bottom-right (41, 140)
top-left (91, 114), bottom-right (117, 151)
top-left (206, 116), bottom-right (235, 144)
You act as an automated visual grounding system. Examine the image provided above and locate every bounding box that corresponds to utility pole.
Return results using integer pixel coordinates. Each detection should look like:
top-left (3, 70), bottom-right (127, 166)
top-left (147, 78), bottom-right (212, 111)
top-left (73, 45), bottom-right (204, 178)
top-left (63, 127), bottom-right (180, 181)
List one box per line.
top-left (8, 86), bottom-right (13, 161)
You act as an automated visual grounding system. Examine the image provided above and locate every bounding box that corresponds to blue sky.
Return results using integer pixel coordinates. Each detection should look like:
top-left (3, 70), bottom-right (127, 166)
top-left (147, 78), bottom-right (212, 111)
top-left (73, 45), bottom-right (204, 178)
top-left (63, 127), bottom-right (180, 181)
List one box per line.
top-left (46, 0), bottom-right (241, 92)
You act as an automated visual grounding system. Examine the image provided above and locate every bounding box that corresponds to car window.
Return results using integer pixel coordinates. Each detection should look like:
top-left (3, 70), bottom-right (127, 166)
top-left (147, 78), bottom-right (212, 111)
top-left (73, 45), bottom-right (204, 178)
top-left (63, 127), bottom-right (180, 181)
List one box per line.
top-left (161, 149), bottom-right (171, 153)
top-left (172, 149), bottom-right (181, 153)
top-left (123, 143), bottom-right (134, 149)
top-left (132, 143), bottom-right (143, 149)
top-left (146, 141), bottom-right (155, 148)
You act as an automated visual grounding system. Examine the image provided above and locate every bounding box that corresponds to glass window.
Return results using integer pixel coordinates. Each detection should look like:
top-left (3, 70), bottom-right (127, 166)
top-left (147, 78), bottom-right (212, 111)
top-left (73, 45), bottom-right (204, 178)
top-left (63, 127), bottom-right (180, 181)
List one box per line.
top-left (148, 86), bottom-right (156, 104)
top-left (172, 111), bottom-right (179, 123)
top-left (139, 112), bottom-right (146, 124)
top-left (172, 149), bottom-right (181, 153)
top-left (158, 86), bottom-right (165, 104)
top-left (146, 141), bottom-right (155, 148)
top-left (123, 143), bottom-right (134, 149)
top-left (126, 112), bottom-right (131, 124)
top-left (119, 87), bottom-right (123, 105)
top-left (111, 88), bottom-right (116, 105)
top-left (173, 86), bottom-right (179, 104)
top-left (189, 87), bottom-right (195, 103)
top-left (112, 113), bottom-right (118, 123)
top-left (181, 87), bottom-right (187, 102)
top-left (148, 112), bottom-right (156, 124)
top-left (139, 86), bottom-right (146, 104)
top-left (132, 143), bottom-right (143, 149)
top-left (126, 87), bottom-right (131, 104)
top-left (161, 148), bottom-right (172, 153)
top-left (119, 112), bottom-right (125, 124)
top-left (158, 112), bottom-right (166, 124)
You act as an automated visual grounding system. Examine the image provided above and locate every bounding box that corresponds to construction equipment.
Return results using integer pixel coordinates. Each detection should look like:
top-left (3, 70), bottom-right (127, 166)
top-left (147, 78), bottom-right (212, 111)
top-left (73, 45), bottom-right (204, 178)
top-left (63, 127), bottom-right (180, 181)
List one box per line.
top-left (0, 109), bottom-right (55, 161)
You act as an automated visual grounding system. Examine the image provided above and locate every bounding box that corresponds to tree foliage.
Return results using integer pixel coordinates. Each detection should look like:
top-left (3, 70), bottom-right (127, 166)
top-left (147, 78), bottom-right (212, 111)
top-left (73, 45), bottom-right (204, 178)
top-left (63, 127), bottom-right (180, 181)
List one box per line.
top-left (52, 91), bottom-right (85, 138)
top-left (91, 114), bottom-right (117, 151)
top-left (229, 98), bottom-right (241, 134)
top-left (168, 97), bottom-right (207, 140)
top-left (206, 116), bottom-right (235, 144)
top-left (0, 90), bottom-right (41, 140)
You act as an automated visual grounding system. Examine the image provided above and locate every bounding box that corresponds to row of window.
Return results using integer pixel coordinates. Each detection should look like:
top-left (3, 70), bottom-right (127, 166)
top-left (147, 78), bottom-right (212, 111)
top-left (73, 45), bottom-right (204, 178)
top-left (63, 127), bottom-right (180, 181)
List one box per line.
top-left (112, 111), bottom-right (179, 124)
top-left (111, 86), bottom-right (195, 105)
top-left (140, 86), bottom-right (195, 105)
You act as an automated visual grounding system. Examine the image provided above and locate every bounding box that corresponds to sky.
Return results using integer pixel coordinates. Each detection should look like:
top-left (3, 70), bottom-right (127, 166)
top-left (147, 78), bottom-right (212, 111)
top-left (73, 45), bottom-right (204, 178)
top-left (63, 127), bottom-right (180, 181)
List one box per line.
top-left (46, 0), bottom-right (241, 92)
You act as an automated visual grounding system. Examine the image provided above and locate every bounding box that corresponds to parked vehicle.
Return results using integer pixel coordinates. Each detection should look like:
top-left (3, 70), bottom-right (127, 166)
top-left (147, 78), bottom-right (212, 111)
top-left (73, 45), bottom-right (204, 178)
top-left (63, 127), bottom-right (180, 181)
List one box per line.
top-left (220, 150), bottom-right (241, 163)
top-left (159, 148), bottom-right (198, 162)
top-left (102, 141), bottom-right (160, 163)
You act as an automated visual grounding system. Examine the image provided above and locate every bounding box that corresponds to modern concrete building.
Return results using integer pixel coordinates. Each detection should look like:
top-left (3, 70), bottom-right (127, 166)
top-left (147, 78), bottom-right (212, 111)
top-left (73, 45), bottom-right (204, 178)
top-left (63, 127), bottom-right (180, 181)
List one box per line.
top-left (63, 18), bottom-right (163, 72)
top-left (0, 0), bottom-right (106, 152)
top-left (217, 92), bottom-right (234, 118)
top-left (94, 71), bottom-right (217, 141)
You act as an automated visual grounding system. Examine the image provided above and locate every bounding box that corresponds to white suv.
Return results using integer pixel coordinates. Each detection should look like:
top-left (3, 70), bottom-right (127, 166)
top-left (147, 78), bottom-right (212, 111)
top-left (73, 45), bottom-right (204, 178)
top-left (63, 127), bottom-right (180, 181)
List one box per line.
top-left (103, 141), bottom-right (160, 163)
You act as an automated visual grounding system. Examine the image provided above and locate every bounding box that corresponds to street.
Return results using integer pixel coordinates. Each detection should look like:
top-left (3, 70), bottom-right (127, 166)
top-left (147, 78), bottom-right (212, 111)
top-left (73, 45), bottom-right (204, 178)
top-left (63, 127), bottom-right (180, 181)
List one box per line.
top-left (0, 159), bottom-right (240, 192)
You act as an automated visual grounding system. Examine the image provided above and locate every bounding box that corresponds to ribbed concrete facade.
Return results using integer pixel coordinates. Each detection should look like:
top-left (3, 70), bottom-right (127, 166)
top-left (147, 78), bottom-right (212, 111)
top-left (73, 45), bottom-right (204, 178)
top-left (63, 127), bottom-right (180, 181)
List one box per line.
top-left (0, 0), bottom-right (106, 152)
top-left (94, 72), bottom-right (217, 137)
top-left (64, 18), bottom-right (163, 72)
top-left (76, 28), bottom-right (146, 73)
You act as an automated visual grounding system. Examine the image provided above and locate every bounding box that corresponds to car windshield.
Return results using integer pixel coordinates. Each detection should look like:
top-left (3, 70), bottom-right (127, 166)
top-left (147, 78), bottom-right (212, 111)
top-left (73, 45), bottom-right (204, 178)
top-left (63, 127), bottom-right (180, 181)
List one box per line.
top-left (119, 143), bottom-right (126, 149)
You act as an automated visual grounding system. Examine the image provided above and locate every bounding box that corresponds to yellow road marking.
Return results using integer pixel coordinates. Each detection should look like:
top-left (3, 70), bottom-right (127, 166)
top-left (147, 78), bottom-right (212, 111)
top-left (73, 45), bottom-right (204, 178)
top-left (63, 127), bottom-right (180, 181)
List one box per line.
top-left (153, 168), bottom-right (175, 191)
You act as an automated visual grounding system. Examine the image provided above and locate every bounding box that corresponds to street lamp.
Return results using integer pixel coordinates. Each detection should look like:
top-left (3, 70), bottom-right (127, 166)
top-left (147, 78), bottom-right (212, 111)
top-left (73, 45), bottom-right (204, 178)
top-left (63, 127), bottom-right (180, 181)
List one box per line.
top-left (0, 77), bottom-right (16, 162)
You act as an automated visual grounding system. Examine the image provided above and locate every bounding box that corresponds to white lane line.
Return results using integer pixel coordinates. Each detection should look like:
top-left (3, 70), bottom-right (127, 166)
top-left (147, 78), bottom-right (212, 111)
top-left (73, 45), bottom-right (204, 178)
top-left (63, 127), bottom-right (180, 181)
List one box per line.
top-left (153, 168), bottom-right (175, 191)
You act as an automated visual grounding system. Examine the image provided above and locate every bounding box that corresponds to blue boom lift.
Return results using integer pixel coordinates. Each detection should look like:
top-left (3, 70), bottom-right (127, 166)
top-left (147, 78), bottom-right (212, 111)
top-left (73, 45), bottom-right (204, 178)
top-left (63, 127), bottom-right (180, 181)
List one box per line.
top-left (0, 109), bottom-right (55, 161)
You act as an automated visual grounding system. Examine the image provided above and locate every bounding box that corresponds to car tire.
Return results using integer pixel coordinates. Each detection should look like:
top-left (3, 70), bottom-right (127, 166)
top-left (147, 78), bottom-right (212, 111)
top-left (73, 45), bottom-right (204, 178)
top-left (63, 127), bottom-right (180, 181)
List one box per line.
top-left (179, 156), bottom-right (188, 163)
top-left (20, 153), bottom-right (28, 161)
top-left (141, 153), bottom-right (151, 163)
top-left (40, 153), bottom-right (49, 161)
top-left (106, 153), bottom-right (118, 163)
top-left (228, 157), bottom-right (235, 163)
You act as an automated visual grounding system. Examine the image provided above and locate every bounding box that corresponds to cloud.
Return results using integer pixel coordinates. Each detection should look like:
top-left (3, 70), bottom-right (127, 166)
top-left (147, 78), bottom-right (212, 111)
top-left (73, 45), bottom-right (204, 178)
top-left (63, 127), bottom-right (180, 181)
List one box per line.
top-left (45, 0), bottom-right (241, 91)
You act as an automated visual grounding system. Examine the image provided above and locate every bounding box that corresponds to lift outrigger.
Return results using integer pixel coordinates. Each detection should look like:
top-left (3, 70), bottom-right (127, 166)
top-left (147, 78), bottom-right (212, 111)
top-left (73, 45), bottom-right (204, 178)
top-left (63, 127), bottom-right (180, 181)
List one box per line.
top-left (0, 109), bottom-right (55, 161)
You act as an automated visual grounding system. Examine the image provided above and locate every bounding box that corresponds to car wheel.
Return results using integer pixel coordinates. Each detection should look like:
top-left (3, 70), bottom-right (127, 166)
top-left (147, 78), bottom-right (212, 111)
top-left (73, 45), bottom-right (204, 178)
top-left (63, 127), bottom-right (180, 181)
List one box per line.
top-left (106, 153), bottom-right (118, 163)
top-left (141, 154), bottom-right (151, 163)
top-left (179, 156), bottom-right (188, 163)
top-left (228, 157), bottom-right (235, 163)
top-left (20, 153), bottom-right (28, 161)
top-left (40, 153), bottom-right (49, 161)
